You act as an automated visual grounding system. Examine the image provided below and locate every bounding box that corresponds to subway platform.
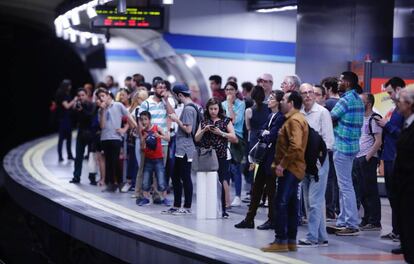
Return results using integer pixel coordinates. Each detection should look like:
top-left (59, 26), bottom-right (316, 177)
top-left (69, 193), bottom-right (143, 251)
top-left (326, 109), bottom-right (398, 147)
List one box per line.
top-left (3, 134), bottom-right (404, 264)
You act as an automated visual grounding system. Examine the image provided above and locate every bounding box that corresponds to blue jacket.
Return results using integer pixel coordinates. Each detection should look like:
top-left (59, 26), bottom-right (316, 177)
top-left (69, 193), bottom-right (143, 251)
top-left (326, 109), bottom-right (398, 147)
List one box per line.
top-left (381, 108), bottom-right (404, 161)
top-left (260, 112), bottom-right (285, 174)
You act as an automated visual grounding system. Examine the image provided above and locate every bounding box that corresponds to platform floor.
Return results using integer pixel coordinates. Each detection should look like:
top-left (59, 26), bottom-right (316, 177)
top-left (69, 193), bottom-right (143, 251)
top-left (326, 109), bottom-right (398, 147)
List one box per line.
top-left (28, 136), bottom-right (405, 264)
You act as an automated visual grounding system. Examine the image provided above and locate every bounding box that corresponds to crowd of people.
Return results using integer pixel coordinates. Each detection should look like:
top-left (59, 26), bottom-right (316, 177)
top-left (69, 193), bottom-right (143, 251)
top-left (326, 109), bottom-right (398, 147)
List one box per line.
top-left (53, 71), bottom-right (414, 262)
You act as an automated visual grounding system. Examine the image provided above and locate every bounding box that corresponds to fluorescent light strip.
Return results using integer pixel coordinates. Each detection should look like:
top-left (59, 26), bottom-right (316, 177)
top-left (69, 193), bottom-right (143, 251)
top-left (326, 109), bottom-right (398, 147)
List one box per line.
top-left (70, 8), bottom-right (81, 25)
top-left (54, 0), bottom-right (114, 45)
top-left (256, 5), bottom-right (297, 13)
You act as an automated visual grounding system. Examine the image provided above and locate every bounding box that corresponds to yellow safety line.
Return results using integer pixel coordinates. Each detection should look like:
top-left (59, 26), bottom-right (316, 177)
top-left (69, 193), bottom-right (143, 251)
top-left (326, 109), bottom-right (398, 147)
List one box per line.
top-left (22, 137), bottom-right (308, 264)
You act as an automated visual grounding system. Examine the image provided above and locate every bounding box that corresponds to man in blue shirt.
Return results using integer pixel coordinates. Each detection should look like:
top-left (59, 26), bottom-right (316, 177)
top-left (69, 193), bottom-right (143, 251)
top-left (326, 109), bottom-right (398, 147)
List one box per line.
top-left (330, 71), bottom-right (364, 236)
top-left (376, 77), bottom-right (405, 242)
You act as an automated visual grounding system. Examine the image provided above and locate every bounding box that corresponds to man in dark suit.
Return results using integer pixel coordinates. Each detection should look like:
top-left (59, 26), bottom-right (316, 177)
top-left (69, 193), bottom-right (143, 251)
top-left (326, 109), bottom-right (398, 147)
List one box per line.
top-left (393, 87), bottom-right (414, 262)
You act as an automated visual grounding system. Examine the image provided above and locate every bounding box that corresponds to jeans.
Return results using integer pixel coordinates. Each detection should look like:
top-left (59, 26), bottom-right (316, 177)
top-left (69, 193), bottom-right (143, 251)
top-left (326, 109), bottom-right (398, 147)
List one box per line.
top-left (134, 149), bottom-right (145, 197)
top-left (352, 156), bottom-right (381, 225)
top-left (166, 135), bottom-right (176, 186)
top-left (229, 162), bottom-right (242, 197)
top-left (142, 158), bottom-right (166, 192)
top-left (172, 155), bottom-right (193, 208)
top-left (302, 157), bottom-right (329, 243)
top-left (273, 170), bottom-right (300, 243)
top-left (298, 182), bottom-right (304, 225)
top-left (333, 151), bottom-right (360, 229)
top-left (127, 143), bottom-right (138, 186)
top-left (134, 137), bottom-right (141, 168)
top-left (325, 151), bottom-right (339, 218)
top-left (73, 130), bottom-right (92, 179)
top-left (383, 160), bottom-right (399, 234)
top-left (57, 120), bottom-right (73, 159)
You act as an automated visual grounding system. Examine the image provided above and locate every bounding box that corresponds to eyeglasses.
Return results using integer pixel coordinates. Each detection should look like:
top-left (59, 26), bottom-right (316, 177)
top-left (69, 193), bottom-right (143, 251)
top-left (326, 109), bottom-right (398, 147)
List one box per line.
top-left (259, 79), bottom-right (272, 83)
top-left (397, 98), bottom-right (408, 104)
top-left (300, 90), bottom-right (314, 96)
top-left (225, 88), bottom-right (236, 91)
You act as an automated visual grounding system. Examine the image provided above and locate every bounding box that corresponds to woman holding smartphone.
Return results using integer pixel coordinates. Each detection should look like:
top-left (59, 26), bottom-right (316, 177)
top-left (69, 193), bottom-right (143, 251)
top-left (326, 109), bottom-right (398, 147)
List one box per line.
top-left (195, 98), bottom-right (238, 218)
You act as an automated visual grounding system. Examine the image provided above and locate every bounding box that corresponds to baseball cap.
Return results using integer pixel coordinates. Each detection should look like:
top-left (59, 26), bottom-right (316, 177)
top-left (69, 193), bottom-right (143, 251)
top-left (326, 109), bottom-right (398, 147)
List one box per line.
top-left (172, 83), bottom-right (191, 95)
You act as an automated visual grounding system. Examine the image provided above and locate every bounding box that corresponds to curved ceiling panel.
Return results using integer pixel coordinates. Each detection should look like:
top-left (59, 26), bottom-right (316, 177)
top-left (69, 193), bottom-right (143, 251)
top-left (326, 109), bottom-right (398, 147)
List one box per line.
top-left (107, 28), bottom-right (211, 105)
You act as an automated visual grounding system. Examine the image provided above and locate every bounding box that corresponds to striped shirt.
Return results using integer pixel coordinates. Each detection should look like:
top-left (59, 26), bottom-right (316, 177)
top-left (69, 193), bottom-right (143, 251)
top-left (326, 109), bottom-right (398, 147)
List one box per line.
top-left (139, 96), bottom-right (175, 146)
top-left (331, 89), bottom-right (364, 156)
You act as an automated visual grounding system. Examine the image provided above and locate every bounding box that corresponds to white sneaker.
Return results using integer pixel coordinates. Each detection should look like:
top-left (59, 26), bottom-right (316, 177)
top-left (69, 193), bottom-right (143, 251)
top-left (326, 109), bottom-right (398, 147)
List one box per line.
top-left (121, 182), bottom-right (132, 193)
top-left (172, 208), bottom-right (192, 215)
top-left (231, 196), bottom-right (242, 207)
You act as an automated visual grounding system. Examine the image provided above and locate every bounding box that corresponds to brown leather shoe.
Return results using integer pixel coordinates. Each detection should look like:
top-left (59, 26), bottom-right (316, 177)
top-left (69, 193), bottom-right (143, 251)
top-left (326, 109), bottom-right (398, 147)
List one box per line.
top-left (288, 243), bottom-right (297, 251)
top-left (260, 243), bottom-right (288, 252)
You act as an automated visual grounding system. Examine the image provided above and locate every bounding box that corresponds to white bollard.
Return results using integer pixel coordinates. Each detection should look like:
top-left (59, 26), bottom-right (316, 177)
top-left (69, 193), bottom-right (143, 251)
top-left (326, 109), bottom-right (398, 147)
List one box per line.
top-left (196, 171), bottom-right (218, 219)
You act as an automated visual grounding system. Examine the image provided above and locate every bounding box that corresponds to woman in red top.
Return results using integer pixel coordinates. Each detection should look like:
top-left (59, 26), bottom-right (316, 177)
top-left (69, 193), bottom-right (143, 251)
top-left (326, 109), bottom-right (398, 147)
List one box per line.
top-left (139, 111), bottom-right (170, 206)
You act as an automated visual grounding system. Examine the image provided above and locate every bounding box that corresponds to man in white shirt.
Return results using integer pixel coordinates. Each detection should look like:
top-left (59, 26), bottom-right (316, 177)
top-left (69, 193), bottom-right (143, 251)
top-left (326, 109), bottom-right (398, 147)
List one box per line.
top-left (298, 83), bottom-right (334, 247)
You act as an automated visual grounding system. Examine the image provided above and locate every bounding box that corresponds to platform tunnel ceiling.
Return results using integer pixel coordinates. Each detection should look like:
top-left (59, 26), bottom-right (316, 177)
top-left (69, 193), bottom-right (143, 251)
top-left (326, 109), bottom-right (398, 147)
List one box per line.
top-left (1, 0), bottom-right (414, 91)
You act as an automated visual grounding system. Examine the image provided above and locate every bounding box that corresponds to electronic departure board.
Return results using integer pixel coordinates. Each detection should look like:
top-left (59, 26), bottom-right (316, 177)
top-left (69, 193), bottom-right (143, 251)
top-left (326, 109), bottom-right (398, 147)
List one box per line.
top-left (92, 6), bottom-right (163, 29)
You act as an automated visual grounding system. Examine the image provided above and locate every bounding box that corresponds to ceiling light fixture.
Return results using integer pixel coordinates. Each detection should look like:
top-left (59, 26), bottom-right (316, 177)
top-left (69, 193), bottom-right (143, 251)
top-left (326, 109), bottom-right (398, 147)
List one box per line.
top-left (70, 8), bottom-right (81, 26)
top-left (167, 75), bottom-right (176, 83)
top-left (87, 6), bottom-right (98, 18)
top-left (54, 0), bottom-right (111, 45)
top-left (61, 15), bottom-right (71, 28)
top-left (91, 35), bottom-right (99, 46)
top-left (185, 56), bottom-right (197, 68)
top-left (256, 5), bottom-right (297, 13)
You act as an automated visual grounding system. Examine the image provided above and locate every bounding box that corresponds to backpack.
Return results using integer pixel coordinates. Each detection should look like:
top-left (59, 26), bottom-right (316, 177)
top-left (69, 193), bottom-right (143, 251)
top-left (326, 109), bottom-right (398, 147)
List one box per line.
top-left (305, 125), bottom-right (327, 181)
top-left (183, 103), bottom-right (204, 140)
top-left (368, 112), bottom-right (383, 157)
top-left (145, 126), bottom-right (158, 151)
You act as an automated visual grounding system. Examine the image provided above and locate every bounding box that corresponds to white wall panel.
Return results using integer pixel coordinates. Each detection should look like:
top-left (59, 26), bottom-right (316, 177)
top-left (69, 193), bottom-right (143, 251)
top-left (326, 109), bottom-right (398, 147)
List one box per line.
top-left (169, 0), bottom-right (297, 42)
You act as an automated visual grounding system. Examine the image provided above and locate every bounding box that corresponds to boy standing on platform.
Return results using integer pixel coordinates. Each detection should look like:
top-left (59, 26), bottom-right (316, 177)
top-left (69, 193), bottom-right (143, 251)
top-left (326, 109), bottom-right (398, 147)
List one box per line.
top-left (138, 111), bottom-right (170, 206)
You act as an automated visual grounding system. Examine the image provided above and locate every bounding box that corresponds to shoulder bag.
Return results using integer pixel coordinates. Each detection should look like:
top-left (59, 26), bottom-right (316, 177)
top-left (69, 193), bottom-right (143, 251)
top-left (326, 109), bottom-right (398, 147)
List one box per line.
top-left (192, 147), bottom-right (219, 172)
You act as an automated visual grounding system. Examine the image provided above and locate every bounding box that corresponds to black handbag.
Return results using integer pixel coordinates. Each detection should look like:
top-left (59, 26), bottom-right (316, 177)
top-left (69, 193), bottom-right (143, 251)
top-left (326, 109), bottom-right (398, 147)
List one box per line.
top-left (248, 140), bottom-right (267, 163)
top-left (192, 147), bottom-right (219, 172)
